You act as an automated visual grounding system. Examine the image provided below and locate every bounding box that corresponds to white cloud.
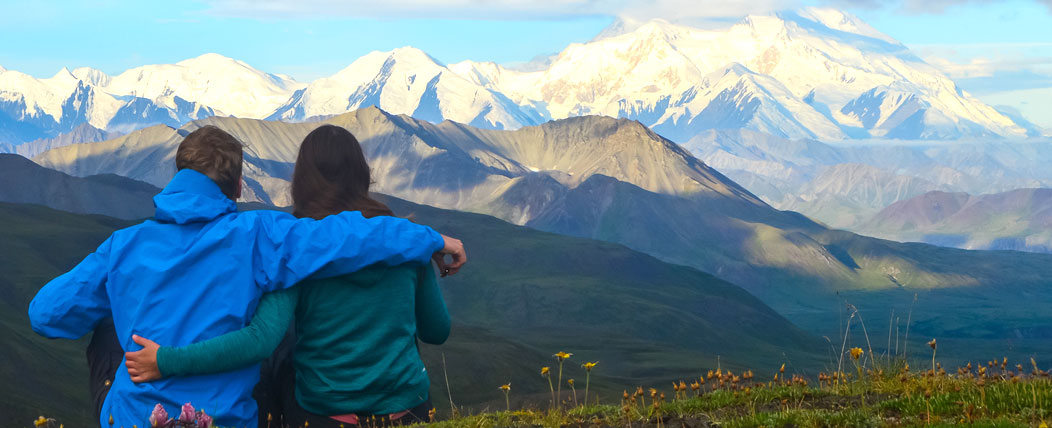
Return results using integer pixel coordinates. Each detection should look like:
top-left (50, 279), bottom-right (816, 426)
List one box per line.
top-left (922, 51), bottom-right (1052, 80)
top-left (201, 0), bottom-right (796, 20)
top-left (918, 44), bottom-right (1052, 127)
top-left (824, 0), bottom-right (1052, 13)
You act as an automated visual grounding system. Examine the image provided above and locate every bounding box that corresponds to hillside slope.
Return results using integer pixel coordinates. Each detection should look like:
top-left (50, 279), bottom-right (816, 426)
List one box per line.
top-left (0, 154), bottom-right (157, 219)
top-left (2, 197), bottom-right (818, 425)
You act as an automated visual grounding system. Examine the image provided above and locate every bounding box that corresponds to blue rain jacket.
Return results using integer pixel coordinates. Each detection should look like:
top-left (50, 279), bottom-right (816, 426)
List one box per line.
top-left (28, 169), bottom-right (444, 428)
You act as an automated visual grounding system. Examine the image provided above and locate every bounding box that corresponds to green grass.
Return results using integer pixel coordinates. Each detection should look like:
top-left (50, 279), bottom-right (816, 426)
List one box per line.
top-left (417, 361), bottom-right (1052, 428)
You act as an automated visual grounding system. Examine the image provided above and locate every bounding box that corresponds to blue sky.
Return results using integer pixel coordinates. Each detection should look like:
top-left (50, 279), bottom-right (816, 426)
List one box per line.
top-left (2, 0), bottom-right (1050, 126)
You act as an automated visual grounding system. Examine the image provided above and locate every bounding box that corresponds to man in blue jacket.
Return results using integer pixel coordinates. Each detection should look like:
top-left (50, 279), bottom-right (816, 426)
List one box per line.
top-left (28, 125), bottom-right (466, 428)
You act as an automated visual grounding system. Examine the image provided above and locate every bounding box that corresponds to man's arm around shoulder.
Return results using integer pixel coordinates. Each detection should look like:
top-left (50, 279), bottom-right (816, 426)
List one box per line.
top-left (250, 210), bottom-right (466, 292)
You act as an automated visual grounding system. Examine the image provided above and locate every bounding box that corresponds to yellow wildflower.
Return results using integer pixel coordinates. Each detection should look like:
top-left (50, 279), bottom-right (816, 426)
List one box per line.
top-left (541, 367), bottom-right (550, 376)
top-left (500, 383), bottom-right (511, 391)
top-left (850, 347), bottom-right (863, 360)
top-left (567, 379), bottom-right (574, 386)
top-left (582, 361), bottom-right (598, 371)
top-left (35, 417), bottom-right (47, 427)
top-left (553, 351), bottom-right (573, 360)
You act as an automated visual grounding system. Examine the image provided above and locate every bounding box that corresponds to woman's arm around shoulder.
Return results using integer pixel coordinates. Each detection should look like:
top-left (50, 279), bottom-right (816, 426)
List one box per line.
top-left (125, 287), bottom-right (299, 382)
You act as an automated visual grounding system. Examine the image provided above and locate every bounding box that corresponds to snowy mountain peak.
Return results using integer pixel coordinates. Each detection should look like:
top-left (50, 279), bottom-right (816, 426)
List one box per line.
top-left (591, 16), bottom-right (647, 42)
top-left (178, 52), bottom-right (239, 64)
top-left (788, 8), bottom-right (901, 46)
top-left (53, 67), bottom-right (74, 78)
top-left (268, 46), bottom-right (544, 130)
top-left (174, 53), bottom-right (274, 78)
top-left (47, 67), bottom-right (81, 91)
top-left (72, 67), bottom-right (111, 87)
top-left (104, 53), bottom-right (304, 118)
top-left (388, 46), bottom-right (446, 67)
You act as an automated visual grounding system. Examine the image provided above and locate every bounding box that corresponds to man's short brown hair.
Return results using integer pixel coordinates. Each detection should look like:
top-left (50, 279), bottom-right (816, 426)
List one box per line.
top-left (176, 125), bottom-right (244, 200)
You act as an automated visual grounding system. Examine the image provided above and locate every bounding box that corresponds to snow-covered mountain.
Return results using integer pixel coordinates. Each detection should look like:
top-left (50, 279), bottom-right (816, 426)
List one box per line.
top-left (450, 8), bottom-right (1027, 140)
top-left (0, 8), bottom-right (1034, 145)
top-left (268, 48), bottom-right (546, 130)
top-left (0, 63), bottom-right (218, 144)
top-left (103, 53), bottom-right (304, 119)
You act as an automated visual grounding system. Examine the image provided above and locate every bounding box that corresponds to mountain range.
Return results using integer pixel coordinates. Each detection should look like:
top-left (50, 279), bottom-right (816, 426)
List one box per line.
top-left (858, 188), bottom-right (1052, 252)
top-left (22, 108), bottom-right (1052, 360)
top-left (686, 129), bottom-right (1052, 230)
top-left (0, 8), bottom-right (1039, 146)
top-left (0, 154), bottom-right (157, 219)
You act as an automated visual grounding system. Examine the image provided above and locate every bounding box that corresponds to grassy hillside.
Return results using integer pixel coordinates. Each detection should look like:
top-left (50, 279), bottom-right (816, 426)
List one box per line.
top-left (526, 175), bottom-right (1052, 368)
top-left (0, 203), bottom-right (132, 426)
top-left (3, 199), bottom-right (820, 426)
top-left (428, 358), bottom-right (1052, 428)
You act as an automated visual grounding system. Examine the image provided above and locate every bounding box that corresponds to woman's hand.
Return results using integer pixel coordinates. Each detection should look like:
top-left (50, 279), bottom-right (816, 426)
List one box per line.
top-left (125, 334), bottom-right (162, 383)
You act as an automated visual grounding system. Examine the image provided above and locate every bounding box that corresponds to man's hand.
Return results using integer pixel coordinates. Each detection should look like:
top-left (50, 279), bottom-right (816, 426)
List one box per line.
top-left (125, 334), bottom-right (162, 383)
top-left (433, 234), bottom-right (466, 277)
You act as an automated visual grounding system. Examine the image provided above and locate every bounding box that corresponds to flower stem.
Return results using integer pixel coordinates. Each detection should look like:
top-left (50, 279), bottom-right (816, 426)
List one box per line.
top-left (557, 361), bottom-right (564, 408)
top-left (547, 375), bottom-right (555, 409)
top-left (584, 372), bottom-right (591, 407)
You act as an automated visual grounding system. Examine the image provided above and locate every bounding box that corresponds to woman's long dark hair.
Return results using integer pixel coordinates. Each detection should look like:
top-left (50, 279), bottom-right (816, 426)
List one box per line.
top-left (291, 125), bottom-right (393, 220)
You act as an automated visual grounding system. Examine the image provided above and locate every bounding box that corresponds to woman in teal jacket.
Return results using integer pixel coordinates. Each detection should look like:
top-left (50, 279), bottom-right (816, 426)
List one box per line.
top-left (125, 125), bottom-right (450, 427)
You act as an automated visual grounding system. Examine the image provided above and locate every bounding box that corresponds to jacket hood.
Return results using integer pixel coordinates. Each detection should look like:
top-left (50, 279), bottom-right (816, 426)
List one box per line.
top-left (154, 169), bottom-right (237, 224)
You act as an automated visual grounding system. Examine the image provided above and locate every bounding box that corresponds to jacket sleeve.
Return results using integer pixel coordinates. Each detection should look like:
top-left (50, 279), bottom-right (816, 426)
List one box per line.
top-left (254, 211), bottom-right (444, 293)
top-left (28, 237), bottom-right (113, 339)
top-left (157, 288), bottom-right (298, 377)
top-left (415, 264), bottom-right (451, 345)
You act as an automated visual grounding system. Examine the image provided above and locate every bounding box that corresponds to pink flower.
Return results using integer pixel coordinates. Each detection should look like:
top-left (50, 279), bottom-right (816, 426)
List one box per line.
top-left (179, 403), bottom-right (196, 422)
top-left (149, 404), bottom-right (169, 427)
top-left (195, 410), bottom-right (213, 428)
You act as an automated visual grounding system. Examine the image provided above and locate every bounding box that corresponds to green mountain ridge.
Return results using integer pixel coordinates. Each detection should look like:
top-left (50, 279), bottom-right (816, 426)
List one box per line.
top-left (1, 197), bottom-right (819, 426)
top-left (0, 154), bottom-right (158, 219)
